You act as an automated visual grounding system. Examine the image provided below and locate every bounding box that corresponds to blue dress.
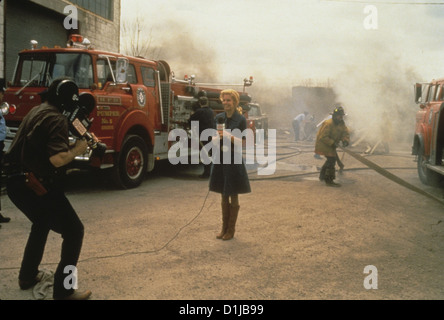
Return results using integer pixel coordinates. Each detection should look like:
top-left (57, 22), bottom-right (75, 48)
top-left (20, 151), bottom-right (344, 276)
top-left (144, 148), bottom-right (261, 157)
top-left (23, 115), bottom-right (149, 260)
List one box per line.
top-left (209, 112), bottom-right (251, 196)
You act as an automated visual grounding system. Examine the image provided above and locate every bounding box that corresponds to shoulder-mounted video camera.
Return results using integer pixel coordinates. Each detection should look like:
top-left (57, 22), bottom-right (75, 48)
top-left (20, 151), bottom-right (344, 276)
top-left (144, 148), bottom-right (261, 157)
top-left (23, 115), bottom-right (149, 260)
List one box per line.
top-left (45, 79), bottom-right (107, 158)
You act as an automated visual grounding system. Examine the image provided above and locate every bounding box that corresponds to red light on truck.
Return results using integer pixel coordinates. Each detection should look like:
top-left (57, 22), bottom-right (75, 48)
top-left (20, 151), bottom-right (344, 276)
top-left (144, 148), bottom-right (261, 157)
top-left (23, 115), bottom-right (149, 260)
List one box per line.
top-left (70, 34), bottom-right (84, 43)
top-left (9, 104), bottom-right (17, 115)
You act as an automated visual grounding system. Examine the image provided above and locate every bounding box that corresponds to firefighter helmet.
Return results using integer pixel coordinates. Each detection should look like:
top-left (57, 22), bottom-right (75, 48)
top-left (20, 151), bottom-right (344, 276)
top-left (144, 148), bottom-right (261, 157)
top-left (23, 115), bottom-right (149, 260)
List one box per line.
top-left (198, 90), bottom-right (207, 98)
top-left (332, 106), bottom-right (345, 116)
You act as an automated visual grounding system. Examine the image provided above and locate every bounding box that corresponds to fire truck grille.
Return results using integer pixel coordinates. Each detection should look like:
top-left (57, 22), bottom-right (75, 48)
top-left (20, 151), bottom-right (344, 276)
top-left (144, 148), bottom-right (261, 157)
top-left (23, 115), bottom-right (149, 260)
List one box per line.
top-left (161, 83), bottom-right (171, 124)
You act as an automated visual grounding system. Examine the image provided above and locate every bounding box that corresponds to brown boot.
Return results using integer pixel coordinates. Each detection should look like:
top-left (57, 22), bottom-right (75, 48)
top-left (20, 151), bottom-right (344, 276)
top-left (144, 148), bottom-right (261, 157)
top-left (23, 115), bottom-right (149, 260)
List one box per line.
top-left (325, 168), bottom-right (341, 187)
top-left (222, 205), bottom-right (239, 241)
top-left (216, 201), bottom-right (230, 239)
top-left (56, 289), bottom-right (92, 300)
top-left (326, 179), bottom-right (341, 187)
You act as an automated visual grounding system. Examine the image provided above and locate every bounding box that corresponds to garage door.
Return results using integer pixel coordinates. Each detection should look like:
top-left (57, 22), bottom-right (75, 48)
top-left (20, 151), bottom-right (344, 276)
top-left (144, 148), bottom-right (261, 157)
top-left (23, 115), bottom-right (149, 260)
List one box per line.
top-left (5, 1), bottom-right (68, 83)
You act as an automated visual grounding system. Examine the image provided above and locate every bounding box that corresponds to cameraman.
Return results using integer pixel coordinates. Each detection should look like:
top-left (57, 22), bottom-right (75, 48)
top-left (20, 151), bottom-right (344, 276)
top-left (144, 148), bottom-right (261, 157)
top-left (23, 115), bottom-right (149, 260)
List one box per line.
top-left (4, 78), bottom-right (92, 300)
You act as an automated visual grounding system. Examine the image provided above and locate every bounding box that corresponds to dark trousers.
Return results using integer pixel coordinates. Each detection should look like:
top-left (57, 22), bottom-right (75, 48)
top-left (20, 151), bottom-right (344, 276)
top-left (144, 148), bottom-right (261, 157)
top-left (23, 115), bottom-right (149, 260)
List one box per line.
top-left (320, 156), bottom-right (337, 181)
top-left (292, 120), bottom-right (300, 141)
top-left (6, 175), bottom-right (84, 299)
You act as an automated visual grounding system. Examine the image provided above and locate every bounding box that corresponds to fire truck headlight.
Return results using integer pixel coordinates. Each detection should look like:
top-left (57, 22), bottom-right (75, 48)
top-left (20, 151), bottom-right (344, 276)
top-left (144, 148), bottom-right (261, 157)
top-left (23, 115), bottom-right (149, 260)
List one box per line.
top-left (0, 102), bottom-right (9, 116)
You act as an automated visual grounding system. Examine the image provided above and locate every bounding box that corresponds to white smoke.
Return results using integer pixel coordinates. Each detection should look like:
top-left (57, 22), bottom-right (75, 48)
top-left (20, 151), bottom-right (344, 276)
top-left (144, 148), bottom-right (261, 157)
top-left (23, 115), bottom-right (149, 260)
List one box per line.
top-left (333, 37), bottom-right (420, 145)
top-left (120, 1), bottom-right (444, 144)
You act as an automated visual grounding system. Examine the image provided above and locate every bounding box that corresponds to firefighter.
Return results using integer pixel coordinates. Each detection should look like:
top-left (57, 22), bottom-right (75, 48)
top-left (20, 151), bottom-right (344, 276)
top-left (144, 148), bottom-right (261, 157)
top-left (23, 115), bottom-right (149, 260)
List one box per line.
top-left (315, 106), bottom-right (350, 187)
top-left (189, 90), bottom-right (214, 178)
top-left (209, 89), bottom-right (251, 240)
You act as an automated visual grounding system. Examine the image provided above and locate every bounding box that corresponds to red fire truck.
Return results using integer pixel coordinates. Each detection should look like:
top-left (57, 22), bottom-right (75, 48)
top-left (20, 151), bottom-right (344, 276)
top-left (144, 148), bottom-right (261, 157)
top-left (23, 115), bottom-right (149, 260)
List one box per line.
top-left (412, 80), bottom-right (444, 186)
top-left (1, 35), bottom-right (253, 189)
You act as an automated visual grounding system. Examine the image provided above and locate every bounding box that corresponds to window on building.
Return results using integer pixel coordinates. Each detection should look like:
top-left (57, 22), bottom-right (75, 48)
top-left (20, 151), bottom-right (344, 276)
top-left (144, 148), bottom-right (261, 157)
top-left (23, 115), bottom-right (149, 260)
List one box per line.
top-left (69, 0), bottom-right (114, 21)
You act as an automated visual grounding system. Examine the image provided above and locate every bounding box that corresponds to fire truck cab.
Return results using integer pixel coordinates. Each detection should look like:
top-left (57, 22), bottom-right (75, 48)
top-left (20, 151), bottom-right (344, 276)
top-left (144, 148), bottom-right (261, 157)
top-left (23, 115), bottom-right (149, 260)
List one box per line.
top-left (1, 35), bottom-right (252, 189)
top-left (412, 79), bottom-right (444, 186)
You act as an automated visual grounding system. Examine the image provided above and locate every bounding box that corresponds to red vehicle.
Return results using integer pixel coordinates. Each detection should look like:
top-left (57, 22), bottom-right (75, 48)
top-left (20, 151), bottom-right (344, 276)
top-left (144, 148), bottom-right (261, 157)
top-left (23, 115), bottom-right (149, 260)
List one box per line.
top-left (244, 102), bottom-right (268, 143)
top-left (412, 80), bottom-right (444, 186)
top-left (1, 35), bottom-right (252, 189)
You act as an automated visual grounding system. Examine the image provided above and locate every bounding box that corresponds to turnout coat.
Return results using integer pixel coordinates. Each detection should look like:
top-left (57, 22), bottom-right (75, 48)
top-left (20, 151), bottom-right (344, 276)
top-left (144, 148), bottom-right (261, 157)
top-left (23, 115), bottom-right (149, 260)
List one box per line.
top-left (315, 118), bottom-right (350, 157)
top-left (209, 111), bottom-right (251, 196)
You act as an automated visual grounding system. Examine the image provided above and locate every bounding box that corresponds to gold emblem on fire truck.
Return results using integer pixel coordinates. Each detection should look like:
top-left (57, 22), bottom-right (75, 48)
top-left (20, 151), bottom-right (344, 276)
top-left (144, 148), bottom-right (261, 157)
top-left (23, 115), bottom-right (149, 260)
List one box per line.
top-left (137, 88), bottom-right (146, 108)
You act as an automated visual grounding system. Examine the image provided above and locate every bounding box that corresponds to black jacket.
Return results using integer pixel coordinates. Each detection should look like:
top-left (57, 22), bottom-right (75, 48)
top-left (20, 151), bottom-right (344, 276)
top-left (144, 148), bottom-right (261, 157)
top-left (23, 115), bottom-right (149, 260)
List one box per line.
top-left (209, 111), bottom-right (251, 196)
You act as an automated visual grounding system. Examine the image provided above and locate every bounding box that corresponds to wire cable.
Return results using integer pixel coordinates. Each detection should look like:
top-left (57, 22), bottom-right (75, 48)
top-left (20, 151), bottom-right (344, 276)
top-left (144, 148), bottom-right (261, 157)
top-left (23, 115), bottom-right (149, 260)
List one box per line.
top-left (0, 189), bottom-right (212, 271)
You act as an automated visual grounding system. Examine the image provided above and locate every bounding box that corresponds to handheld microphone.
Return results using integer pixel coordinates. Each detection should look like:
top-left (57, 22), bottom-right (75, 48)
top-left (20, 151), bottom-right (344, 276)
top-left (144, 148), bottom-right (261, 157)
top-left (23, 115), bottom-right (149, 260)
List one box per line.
top-left (217, 117), bottom-right (225, 132)
top-left (217, 116), bottom-right (229, 152)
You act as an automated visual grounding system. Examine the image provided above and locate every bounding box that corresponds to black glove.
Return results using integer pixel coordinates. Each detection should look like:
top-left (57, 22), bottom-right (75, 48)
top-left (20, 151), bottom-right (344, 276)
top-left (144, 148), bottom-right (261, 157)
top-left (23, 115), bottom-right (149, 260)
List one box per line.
top-left (342, 140), bottom-right (349, 147)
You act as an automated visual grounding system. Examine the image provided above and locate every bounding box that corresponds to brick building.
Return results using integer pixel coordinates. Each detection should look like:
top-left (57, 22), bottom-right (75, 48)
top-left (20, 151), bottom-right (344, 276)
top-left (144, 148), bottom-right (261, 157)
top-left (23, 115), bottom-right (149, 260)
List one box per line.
top-left (0, 0), bottom-right (121, 87)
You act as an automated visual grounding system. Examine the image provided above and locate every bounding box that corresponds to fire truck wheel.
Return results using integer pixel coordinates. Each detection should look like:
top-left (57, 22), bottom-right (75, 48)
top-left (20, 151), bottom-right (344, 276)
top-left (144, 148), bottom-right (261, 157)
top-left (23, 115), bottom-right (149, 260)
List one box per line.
top-left (113, 135), bottom-right (148, 189)
top-left (417, 145), bottom-right (442, 187)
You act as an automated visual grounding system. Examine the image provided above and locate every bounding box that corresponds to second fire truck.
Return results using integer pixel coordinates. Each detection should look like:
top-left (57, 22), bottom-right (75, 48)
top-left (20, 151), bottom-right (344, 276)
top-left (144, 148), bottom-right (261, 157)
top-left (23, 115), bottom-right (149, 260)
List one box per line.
top-left (412, 79), bottom-right (444, 186)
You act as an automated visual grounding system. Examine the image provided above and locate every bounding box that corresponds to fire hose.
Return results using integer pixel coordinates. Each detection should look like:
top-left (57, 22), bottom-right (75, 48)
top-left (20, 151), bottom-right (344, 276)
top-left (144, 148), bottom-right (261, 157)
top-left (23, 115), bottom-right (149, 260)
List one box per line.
top-left (338, 147), bottom-right (444, 206)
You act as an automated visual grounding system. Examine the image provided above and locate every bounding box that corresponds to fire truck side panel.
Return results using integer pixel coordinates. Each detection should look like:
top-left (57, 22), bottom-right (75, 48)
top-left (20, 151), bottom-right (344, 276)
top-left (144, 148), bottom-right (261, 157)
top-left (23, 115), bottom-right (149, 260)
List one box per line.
top-left (431, 103), bottom-right (444, 165)
top-left (91, 85), bottom-right (131, 147)
top-left (113, 109), bottom-right (154, 152)
top-left (5, 90), bottom-right (42, 120)
top-left (413, 108), bottom-right (427, 155)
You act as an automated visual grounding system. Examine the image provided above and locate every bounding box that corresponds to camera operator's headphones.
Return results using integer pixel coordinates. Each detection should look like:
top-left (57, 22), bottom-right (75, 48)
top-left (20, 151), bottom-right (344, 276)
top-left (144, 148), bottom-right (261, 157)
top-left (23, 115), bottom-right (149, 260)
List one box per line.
top-left (55, 79), bottom-right (79, 111)
top-left (42, 78), bottom-right (79, 111)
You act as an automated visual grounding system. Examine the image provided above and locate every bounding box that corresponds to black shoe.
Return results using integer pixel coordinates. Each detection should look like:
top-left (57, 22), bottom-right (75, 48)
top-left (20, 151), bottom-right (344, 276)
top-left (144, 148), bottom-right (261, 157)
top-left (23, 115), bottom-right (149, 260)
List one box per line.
top-left (0, 215), bottom-right (11, 223)
top-left (19, 271), bottom-right (43, 290)
top-left (326, 180), bottom-right (341, 187)
top-left (319, 168), bottom-right (326, 181)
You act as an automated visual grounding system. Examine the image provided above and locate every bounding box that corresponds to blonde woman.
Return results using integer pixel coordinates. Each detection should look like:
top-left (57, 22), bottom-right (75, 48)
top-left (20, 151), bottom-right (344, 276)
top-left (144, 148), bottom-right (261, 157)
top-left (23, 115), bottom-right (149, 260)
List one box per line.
top-left (209, 89), bottom-right (251, 240)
